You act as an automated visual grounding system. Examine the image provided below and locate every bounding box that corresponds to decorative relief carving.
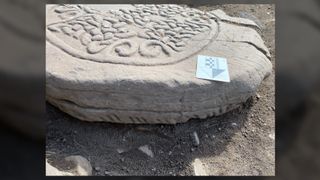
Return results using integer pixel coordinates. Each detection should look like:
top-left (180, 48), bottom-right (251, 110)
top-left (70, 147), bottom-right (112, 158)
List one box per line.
top-left (46, 4), bottom-right (220, 65)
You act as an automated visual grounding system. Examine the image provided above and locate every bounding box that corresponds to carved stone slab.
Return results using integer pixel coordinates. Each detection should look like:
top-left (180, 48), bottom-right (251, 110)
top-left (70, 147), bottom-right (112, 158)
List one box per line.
top-left (46, 4), bottom-right (219, 65)
top-left (46, 4), bottom-right (272, 124)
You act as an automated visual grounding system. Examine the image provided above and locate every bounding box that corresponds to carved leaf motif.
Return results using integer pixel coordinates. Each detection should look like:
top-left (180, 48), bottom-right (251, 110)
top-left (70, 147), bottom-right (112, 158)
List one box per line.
top-left (80, 33), bottom-right (92, 45)
top-left (54, 5), bottom-right (83, 20)
top-left (87, 41), bottom-right (107, 54)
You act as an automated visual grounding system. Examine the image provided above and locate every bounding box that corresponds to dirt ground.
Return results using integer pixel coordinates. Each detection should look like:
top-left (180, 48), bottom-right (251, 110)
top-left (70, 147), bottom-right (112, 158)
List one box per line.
top-left (46, 4), bottom-right (275, 176)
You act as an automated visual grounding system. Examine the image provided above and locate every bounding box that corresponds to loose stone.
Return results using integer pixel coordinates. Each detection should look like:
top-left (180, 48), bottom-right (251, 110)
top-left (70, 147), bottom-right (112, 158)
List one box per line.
top-left (191, 131), bottom-right (200, 146)
top-left (138, 145), bottom-right (154, 158)
top-left (94, 166), bottom-right (100, 171)
top-left (193, 158), bottom-right (207, 176)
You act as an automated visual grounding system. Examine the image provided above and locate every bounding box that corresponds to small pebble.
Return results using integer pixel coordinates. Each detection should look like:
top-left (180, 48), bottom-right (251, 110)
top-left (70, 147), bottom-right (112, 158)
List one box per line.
top-left (152, 168), bottom-right (156, 171)
top-left (191, 131), bottom-right (200, 146)
top-left (256, 94), bottom-right (261, 99)
top-left (116, 148), bottom-right (125, 154)
top-left (231, 123), bottom-right (237, 127)
top-left (94, 166), bottom-right (100, 171)
top-left (269, 133), bottom-right (275, 140)
top-left (138, 145), bottom-right (154, 158)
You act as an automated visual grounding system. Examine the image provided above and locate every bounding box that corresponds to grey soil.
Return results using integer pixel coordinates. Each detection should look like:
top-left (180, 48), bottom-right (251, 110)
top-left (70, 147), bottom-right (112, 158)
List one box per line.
top-left (46, 4), bottom-right (275, 176)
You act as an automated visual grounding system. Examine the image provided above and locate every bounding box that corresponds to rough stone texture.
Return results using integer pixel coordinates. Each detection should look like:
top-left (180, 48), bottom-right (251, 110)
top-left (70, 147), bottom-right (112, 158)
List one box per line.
top-left (46, 4), bottom-right (272, 124)
top-left (46, 160), bottom-right (73, 176)
top-left (46, 155), bottom-right (92, 176)
top-left (193, 158), bottom-right (207, 176)
top-left (65, 155), bottom-right (92, 175)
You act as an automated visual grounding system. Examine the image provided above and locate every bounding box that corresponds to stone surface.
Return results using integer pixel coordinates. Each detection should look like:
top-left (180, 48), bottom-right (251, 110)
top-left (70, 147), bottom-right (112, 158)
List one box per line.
top-left (46, 159), bottom-right (73, 176)
top-left (193, 158), bottom-right (207, 176)
top-left (65, 155), bottom-right (92, 176)
top-left (46, 4), bottom-right (272, 124)
top-left (46, 155), bottom-right (92, 176)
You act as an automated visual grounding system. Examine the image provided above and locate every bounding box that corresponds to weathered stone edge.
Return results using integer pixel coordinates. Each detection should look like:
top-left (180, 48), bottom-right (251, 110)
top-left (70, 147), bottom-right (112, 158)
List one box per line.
top-left (47, 94), bottom-right (250, 124)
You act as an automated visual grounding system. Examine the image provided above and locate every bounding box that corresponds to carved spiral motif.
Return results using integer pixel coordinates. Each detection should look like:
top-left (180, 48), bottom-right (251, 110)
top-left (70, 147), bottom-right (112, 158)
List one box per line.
top-left (113, 39), bottom-right (138, 57)
top-left (139, 40), bottom-right (172, 57)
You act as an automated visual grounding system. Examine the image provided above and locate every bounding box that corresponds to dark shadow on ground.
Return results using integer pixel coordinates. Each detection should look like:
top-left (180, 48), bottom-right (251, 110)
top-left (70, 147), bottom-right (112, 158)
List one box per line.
top-left (46, 97), bottom-right (254, 176)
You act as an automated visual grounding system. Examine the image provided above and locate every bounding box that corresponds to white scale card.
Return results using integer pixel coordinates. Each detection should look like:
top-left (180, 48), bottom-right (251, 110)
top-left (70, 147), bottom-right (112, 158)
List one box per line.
top-left (196, 55), bottom-right (230, 82)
